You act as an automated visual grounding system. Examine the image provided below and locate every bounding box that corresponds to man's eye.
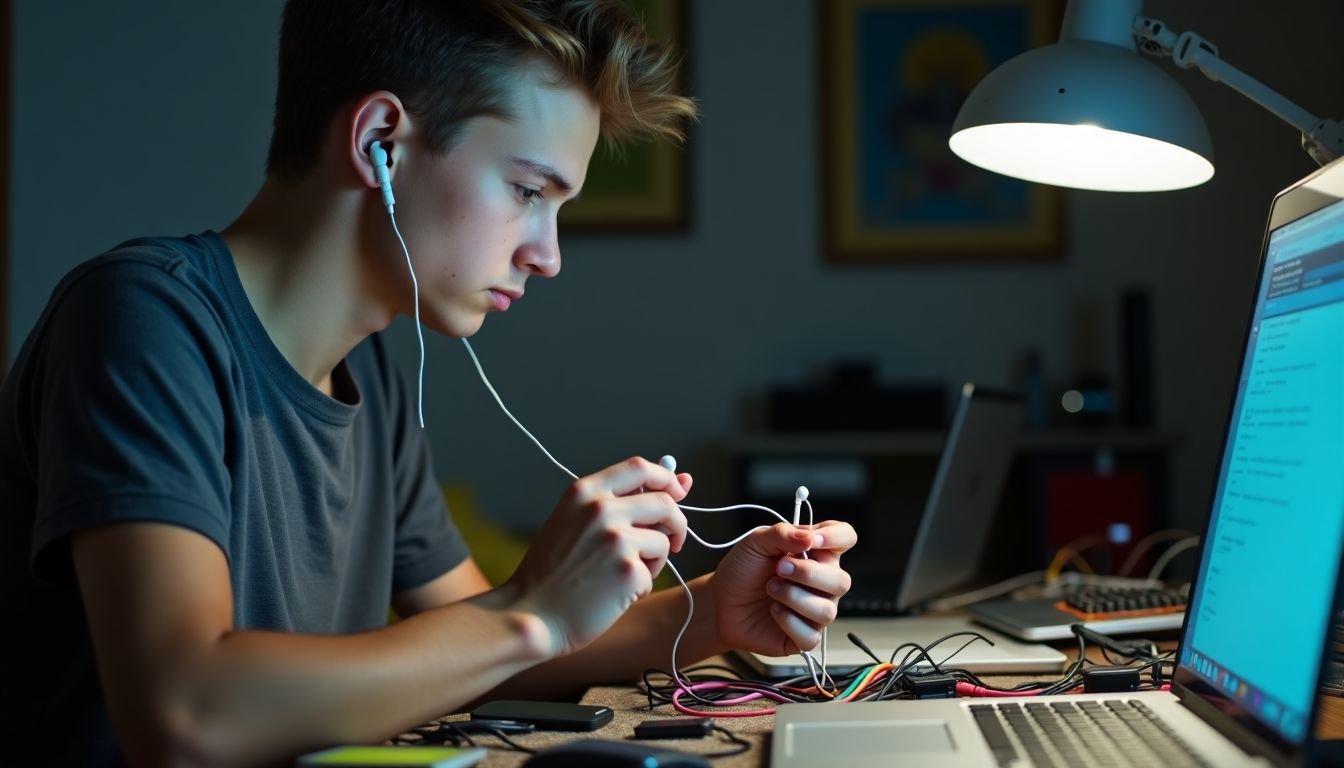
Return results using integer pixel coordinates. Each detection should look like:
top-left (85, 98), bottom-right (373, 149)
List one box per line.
top-left (515, 185), bottom-right (543, 204)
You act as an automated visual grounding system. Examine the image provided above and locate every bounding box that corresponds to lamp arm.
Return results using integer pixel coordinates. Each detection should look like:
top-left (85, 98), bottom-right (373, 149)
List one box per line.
top-left (1133, 16), bottom-right (1343, 166)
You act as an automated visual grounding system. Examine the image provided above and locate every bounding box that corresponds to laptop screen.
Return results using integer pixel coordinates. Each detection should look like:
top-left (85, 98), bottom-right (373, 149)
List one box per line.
top-left (1178, 183), bottom-right (1344, 746)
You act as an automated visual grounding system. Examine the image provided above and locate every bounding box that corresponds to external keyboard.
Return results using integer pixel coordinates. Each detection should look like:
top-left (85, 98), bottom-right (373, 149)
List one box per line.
top-left (1056, 585), bottom-right (1187, 621)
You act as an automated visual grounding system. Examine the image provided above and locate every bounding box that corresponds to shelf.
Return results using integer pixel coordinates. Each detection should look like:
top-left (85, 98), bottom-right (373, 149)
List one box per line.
top-left (725, 429), bottom-right (1182, 457)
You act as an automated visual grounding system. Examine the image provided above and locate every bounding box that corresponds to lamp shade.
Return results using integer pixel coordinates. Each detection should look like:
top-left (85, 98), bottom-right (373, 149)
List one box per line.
top-left (949, 39), bottom-right (1215, 191)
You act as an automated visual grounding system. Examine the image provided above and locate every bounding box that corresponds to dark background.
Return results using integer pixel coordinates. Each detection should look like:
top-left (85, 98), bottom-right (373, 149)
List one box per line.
top-left (5, 0), bottom-right (1342, 579)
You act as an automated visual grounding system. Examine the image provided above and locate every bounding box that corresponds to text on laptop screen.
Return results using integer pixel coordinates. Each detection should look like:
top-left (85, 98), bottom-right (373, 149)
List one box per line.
top-left (1182, 196), bottom-right (1344, 744)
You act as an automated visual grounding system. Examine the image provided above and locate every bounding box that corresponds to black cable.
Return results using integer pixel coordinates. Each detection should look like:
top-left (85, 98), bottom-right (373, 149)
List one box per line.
top-left (474, 725), bottom-right (536, 755)
top-left (847, 631), bottom-right (884, 664)
top-left (703, 724), bottom-right (752, 758)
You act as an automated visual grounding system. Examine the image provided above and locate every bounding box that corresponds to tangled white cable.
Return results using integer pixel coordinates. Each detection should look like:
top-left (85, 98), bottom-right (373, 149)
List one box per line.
top-left (458, 337), bottom-right (833, 694)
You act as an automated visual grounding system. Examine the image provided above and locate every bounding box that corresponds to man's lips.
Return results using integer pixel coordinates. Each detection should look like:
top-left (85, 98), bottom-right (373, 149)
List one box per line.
top-left (489, 288), bottom-right (522, 310)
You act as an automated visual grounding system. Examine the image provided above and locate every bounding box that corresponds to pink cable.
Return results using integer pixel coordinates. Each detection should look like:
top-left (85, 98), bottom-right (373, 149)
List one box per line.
top-left (956, 682), bottom-right (1038, 698)
top-left (671, 681), bottom-right (792, 717)
top-left (955, 682), bottom-right (1083, 698)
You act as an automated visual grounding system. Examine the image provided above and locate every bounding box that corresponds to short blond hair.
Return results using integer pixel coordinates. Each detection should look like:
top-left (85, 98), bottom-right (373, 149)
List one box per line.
top-left (266, 0), bottom-right (697, 180)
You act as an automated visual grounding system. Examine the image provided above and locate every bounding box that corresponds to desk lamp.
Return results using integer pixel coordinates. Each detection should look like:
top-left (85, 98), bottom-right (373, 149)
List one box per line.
top-left (947, 0), bottom-right (1344, 191)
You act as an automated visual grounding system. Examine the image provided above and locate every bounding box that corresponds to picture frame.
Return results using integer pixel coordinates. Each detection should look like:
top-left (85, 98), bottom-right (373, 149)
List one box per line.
top-left (559, 0), bottom-right (691, 233)
top-left (820, 0), bottom-right (1064, 263)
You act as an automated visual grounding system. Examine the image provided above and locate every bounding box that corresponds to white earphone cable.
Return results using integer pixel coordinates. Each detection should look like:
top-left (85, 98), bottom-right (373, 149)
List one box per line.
top-left (459, 337), bottom-right (833, 694)
top-left (387, 210), bottom-right (426, 429)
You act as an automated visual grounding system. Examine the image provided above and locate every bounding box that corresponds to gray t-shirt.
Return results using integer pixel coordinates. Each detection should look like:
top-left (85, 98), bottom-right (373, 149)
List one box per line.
top-left (0, 231), bottom-right (470, 766)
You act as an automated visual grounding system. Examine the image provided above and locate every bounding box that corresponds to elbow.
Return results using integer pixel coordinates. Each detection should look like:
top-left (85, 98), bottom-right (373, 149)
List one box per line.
top-left (115, 695), bottom-right (262, 768)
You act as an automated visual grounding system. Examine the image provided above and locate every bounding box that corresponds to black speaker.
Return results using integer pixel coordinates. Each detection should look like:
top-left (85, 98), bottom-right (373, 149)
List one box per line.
top-left (1120, 288), bottom-right (1155, 428)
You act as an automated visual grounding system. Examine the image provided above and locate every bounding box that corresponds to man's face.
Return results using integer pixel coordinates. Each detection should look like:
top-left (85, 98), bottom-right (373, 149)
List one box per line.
top-left (389, 64), bottom-right (601, 336)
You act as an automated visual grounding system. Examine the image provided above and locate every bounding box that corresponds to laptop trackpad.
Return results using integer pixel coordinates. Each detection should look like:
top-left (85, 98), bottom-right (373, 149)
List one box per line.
top-left (786, 719), bottom-right (954, 757)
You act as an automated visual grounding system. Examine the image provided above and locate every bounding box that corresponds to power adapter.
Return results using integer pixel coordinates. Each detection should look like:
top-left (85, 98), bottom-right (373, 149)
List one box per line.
top-left (1083, 666), bottom-right (1141, 693)
top-left (908, 672), bottom-right (958, 699)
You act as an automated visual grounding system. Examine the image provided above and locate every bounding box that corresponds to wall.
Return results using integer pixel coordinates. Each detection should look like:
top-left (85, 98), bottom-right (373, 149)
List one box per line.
top-left (9, 1), bottom-right (1343, 571)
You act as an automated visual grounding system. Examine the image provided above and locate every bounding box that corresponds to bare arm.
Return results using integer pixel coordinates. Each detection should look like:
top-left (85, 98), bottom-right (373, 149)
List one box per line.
top-left (479, 573), bottom-right (722, 702)
top-left (73, 523), bottom-right (549, 768)
top-left (76, 456), bottom-right (701, 768)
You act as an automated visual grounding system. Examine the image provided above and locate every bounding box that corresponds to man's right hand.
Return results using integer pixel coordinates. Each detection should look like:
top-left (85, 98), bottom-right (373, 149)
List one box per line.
top-left (502, 456), bottom-right (692, 656)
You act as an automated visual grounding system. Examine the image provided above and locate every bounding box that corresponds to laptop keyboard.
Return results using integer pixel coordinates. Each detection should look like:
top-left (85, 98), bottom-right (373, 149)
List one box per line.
top-left (970, 700), bottom-right (1209, 767)
top-left (1057, 585), bottom-right (1188, 621)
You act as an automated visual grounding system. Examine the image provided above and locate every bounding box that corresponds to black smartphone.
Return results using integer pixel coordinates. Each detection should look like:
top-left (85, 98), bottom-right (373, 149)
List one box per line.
top-left (470, 700), bottom-right (614, 732)
top-left (633, 717), bottom-right (714, 739)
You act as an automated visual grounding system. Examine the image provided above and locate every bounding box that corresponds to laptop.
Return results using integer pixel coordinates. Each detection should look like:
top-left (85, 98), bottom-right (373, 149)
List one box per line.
top-left (772, 157), bottom-right (1344, 767)
top-left (738, 384), bottom-right (1067, 676)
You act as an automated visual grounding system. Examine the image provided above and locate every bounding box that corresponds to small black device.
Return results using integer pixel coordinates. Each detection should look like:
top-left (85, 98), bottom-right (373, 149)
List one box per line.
top-left (907, 672), bottom-right (958, 699)
top-left (633, 717), bottom-right (714, 740)
top-left (470, 699), bottom-right (613, 732)
top-left (1082, 666), bottom-right (1142, 693)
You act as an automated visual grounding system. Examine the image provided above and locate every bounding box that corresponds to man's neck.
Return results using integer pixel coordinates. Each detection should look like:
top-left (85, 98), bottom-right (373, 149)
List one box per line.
top-left (220, 176), bottom-right (394, 393)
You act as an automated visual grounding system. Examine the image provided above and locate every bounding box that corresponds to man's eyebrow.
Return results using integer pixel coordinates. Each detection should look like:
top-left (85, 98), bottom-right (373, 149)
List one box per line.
top-left (508, 156), bottom-right (576, 195)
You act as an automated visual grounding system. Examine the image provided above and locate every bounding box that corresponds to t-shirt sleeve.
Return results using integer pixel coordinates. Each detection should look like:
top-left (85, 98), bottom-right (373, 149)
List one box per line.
top-left (28, 259), bottom-right (232, 584)
top-left (379, 341), bottom-right (471, 592)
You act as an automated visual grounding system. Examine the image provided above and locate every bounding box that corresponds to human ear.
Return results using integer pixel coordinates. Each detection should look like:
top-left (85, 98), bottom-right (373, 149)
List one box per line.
top-left (347, 90), bottom-right (409, 193)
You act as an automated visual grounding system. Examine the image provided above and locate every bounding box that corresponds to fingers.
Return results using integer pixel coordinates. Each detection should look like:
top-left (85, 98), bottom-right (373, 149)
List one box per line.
top-left (794, 520), bottom-right (857, 557)
top-left (624, 526), bottom-right (672, 581)
top-left (770, 602), bottom-right (823, 652)
top-left (759, 519), bottom-right (855, 651)
top-left (788, 521), bottom-right (857, 567)
top-left (768, 578), bottom-right (838, 627)
top-left (574, 458), bottom-right (691, 552)
top-left (583, 456), bottom-right (690, 501)
top-left (747, 523), bottom-right (826, 558)
top-left (676, 472), bottom-right (693, 496)
top-left (615, 492), bottom-right (688, 554)
top-left (774, 555), bottom-right (852, 598)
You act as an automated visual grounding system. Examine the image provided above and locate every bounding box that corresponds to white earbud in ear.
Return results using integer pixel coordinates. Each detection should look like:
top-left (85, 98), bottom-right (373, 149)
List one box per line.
top-left (659, 455), bottom-right (677, 473)
top-left (368, 140), bottom-right (396, 212)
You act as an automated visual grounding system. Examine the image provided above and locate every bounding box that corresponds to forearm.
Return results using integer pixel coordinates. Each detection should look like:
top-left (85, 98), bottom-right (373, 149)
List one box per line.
top-left (478, 573), bottom-right (725, 703)
top-left (137, 594), bottom-right (548, 767)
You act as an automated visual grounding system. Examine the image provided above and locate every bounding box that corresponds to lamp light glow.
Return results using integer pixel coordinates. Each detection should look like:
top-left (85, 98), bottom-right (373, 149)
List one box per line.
top-left (950, 122), bottom-right (1214, 192)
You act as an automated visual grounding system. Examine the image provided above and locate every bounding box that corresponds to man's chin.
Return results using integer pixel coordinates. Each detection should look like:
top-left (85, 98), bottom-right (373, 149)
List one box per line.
top-left (435, 312), bottom-right (486, 339)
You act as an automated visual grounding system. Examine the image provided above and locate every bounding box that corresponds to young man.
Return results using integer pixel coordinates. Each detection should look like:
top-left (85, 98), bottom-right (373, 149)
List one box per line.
top-left (0, 1), bottom-right (856, 766)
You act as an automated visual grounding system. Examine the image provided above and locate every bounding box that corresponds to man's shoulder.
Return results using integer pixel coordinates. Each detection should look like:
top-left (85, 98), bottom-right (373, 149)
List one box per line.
top-left (64, 232), bottom-right (219, 291)
top-left (45, 232), bottom-right (228, 324)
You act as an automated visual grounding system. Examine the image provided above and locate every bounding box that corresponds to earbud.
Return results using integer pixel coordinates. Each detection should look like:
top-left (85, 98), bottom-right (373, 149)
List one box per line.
top-left (792, 486), bottom-right (809, 526)
top-left (368, 140), bottom-right (396, 212)
top-left (659, 455), bottom-right (677, 473)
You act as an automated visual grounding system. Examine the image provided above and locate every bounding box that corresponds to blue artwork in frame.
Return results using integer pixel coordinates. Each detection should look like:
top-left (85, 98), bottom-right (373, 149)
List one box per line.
top-left (822, 0), bottom-right (1064, 262)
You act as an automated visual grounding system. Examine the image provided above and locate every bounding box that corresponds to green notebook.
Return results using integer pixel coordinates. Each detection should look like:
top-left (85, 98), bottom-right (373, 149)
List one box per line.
top-left (297, 745), bottom-right (487, 767)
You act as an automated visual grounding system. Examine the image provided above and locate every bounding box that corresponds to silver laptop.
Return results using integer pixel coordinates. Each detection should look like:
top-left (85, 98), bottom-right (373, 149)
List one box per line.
top-left (773, 157), bottom-right (1344, 767)
top-left (737, 384), bottom-right (1063, 676)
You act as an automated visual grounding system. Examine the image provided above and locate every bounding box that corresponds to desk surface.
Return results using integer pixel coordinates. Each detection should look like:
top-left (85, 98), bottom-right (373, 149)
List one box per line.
top-left (426, 651), bottom-right (1344, 767)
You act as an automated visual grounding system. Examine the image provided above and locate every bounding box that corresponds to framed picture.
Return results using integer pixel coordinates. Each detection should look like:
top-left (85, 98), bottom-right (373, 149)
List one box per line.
top-left (820, 0), bottom-right (1064, 262)
top-left (559, 0), bottom-right (690, 233)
